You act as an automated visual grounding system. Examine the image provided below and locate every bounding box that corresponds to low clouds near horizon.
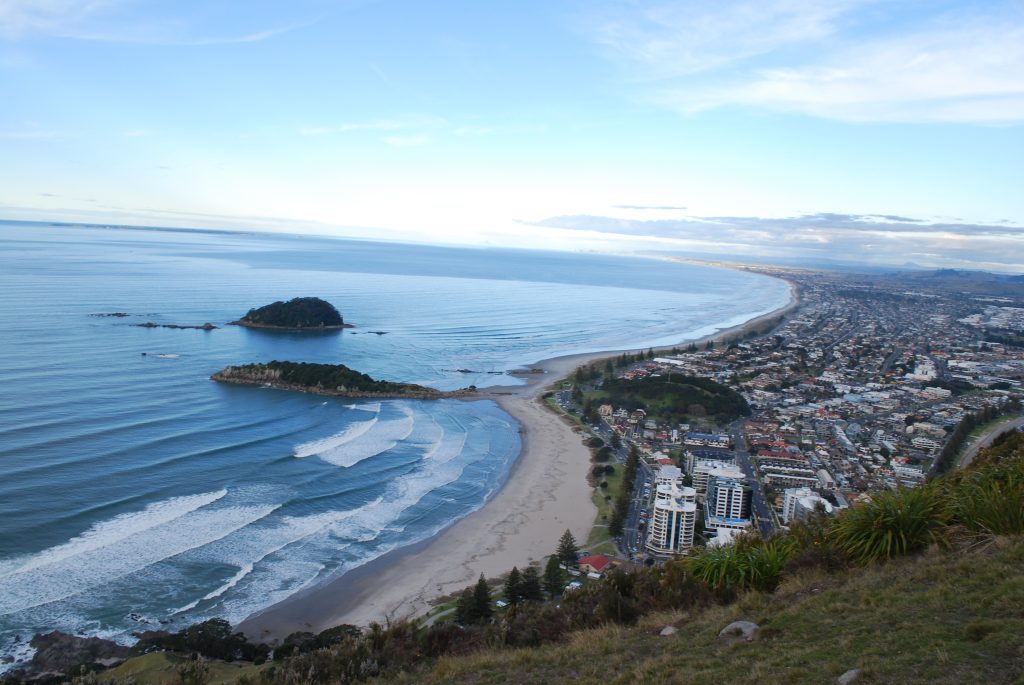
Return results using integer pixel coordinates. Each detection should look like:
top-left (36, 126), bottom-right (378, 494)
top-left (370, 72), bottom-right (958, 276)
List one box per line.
top-left (530, 212), bottom-right (1024, 272)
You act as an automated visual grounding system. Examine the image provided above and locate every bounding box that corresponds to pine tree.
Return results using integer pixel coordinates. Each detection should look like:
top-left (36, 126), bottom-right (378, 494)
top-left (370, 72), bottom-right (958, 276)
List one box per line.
top-left (504, 566), bottom-right (523, 605)
top-left (543, 555), bottom-right (565, 597)
top-left (520, 566), bottom-right (543, 601)
top-left (557, 529), bottom-right (579, 567)
top-left (455, 587), bottom-right (477, 625)
top-left (473, 574), bottom-right (493, 621)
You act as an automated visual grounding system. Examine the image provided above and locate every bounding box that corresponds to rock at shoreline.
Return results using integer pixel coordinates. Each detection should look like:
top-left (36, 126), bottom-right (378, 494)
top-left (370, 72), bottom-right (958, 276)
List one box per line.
top-left (230, 297), bottom-right (350, 330)
top-left (134, 322), bottom-right (217, 330)
top-left (13, 631), bottom-right (131, 679)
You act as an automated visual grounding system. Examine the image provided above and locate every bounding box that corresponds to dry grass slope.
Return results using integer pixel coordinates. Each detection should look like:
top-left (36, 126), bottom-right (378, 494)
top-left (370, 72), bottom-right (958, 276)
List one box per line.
top-left (383, 537), bottom-right (1024, 685)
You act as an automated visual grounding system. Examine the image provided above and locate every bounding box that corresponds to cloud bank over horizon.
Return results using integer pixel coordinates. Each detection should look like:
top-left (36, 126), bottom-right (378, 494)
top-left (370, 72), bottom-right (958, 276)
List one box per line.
top-left (530, 210), bottom-right (1024, 272)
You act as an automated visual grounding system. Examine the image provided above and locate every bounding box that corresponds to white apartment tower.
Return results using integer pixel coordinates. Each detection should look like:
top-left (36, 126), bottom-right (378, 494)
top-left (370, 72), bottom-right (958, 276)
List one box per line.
top-left (646, 466), bottom-right (698, 556)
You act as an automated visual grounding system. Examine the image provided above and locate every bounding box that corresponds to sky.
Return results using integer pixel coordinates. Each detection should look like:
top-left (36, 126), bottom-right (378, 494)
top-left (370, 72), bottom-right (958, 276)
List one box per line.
top-left (1, 0), bottom-right (1023, 270)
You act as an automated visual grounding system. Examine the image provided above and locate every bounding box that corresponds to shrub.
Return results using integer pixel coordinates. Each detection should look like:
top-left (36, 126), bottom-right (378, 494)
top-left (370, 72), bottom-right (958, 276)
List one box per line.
top-left (829, 486), bottom-right (949, 565)
top-left (687, 535), bottom-right (796, 596)
top-left (785, 509), bottom-right (848, 573)
top-left (945, 454), bottom-right (1024, 536)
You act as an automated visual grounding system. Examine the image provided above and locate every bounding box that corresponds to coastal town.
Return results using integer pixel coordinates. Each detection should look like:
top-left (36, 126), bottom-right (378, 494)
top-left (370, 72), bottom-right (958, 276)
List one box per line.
top-left (561, 267), bottom-right (1024, 566)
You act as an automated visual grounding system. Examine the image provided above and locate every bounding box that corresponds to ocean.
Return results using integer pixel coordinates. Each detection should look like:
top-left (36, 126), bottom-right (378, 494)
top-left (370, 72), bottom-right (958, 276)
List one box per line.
top-left (0, 222), bottom-right (790, 663)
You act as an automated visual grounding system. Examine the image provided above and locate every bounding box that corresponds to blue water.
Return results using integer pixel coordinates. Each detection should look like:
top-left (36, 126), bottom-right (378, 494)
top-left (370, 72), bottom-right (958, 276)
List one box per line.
top-left (0, 222), bottom-right (789, 659)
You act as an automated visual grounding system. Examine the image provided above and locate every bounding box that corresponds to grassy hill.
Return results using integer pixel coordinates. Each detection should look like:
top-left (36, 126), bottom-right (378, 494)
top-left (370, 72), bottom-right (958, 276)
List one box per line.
top-left (99, 652), bottom-right (264, 685)
top-left (385, 537), bottom-right (1024, 685)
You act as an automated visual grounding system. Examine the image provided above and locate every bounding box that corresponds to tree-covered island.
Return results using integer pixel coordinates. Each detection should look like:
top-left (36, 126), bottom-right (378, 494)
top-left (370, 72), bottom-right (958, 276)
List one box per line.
top-left (229, 297), bottom-right (352, 330)
top-left (211, 361), bottom-right (459, 399)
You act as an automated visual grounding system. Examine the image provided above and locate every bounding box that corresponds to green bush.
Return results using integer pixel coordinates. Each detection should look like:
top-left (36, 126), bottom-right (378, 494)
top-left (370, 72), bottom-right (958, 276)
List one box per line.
top-left (829, 487), bottom-right (949, 565)
top-left (687, 535), bottom-right (796, 596)
top-left (945, 454), bottom-right (1024, 536)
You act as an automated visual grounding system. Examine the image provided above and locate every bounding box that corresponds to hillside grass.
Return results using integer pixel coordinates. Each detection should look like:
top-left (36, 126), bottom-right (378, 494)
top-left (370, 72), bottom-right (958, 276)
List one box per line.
top-left (382, 537), bottom-right (1024, 685)
top-left (98, 652), bottom-right (264, 685)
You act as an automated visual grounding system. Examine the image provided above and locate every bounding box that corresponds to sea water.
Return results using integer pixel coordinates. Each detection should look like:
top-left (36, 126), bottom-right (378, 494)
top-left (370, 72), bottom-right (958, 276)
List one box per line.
top-left (0, 222), bottom-right (789, 662)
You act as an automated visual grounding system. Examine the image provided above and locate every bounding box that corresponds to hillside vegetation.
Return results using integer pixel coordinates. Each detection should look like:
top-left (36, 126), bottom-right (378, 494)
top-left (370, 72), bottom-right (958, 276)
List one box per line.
top-left (393, 537), bottom-right (1024, 685)
top-left (211, 361), bottom-right (442, 398)
top-left (232, 297), bottom-right (345, 329)
top-left (590, 373), bottom-right (750, 424)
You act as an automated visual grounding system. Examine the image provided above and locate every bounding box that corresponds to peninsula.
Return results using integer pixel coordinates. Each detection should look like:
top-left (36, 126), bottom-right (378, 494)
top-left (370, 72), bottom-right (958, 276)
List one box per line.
top-left (228, 297), bottom-right (352, 330)
top-left (211, 361), bottom-right (451, 399)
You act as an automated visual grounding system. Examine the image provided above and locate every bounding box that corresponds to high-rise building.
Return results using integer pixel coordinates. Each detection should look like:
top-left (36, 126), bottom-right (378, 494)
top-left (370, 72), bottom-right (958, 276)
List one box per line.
top-left (692, 460), bottom-right (737, 494)
top-left (782, 487), bottom-right (834, 523)
top-left (704, 467), bottom-right (752, 531)
top-left (646, 466), bottom-right (697, 556)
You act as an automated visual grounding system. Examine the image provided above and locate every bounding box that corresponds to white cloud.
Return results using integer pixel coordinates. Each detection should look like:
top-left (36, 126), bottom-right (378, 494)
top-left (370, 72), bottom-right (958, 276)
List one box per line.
top-left (0, 0), bottom-right (323, 45)
top-left (299, 115), bottom-right (447, 136)
top-left (584, 0), bottom-right (868, 78)
top-left (383, 134), bottom-right (431, 147)
top-left (583, 1), bottom-right (1024, 124)
top-left (0, 129), bottom-right (66, 139)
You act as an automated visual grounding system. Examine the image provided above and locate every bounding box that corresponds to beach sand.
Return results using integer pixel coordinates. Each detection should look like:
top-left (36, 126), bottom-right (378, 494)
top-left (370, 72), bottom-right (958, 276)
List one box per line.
top-left (239, 282), bottom-right (798, 641)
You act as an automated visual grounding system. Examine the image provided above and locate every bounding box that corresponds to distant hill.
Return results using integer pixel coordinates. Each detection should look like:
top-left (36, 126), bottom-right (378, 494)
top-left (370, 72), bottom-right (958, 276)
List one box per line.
top-left (887, 269), bottom-right (1024, 297)
top-left (230, 297), bottom-right (349, 330)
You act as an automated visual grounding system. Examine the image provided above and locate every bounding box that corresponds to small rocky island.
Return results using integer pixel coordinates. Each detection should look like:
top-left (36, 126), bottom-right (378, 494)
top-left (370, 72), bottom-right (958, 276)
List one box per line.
top-left (211, 361), bottom-right (465, 399)
top-left (229, 297), bottom-right (352, 330)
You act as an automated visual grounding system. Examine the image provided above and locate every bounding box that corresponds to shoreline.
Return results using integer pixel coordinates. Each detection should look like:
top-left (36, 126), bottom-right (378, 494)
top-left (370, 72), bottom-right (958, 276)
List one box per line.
top-left (238, 280), bottom-right (799, 642)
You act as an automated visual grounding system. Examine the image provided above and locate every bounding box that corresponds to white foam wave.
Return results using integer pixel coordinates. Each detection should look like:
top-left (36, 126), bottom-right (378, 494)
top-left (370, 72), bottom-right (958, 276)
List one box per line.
top-left (315, 406), bottom-right (415, 468)
top-left (1, 490), bottom-right (228, 578)
top-left (169, 504), bottom-right (383, 620)
top-left (293, 418), bottom-right (379, 458)
top-left (347, 402), bottom-right (381, 413)
top-left (423, 428), bottom-right (467, 464)
top-left (0, 501), bottom-right (279, 616)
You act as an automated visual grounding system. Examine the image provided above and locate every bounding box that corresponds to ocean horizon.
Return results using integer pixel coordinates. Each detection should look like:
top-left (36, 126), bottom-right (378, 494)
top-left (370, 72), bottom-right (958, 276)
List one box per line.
top-left (0, 222), bottom-right (790, 665)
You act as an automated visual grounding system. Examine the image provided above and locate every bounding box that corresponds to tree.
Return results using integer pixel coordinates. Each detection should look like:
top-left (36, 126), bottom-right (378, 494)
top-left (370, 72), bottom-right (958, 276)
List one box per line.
top-left (609, 494), bottom-right (627, 536)
top-left (456, 588), bottom-right (478, 625)
top-left (473, 574), bottom-right (493, 621)
top-left (520, 567), bottom-right (544, 601)
top-left (543, 556), bottom-right (565, 597)
top-left (610, 431), bottom-right (622, 449)
top-left (504, 567), bottom-right (523, 605)
top-left (557, 529), bottom-right (579, 567)
top-left (582, 399), bottom-right (594, 422)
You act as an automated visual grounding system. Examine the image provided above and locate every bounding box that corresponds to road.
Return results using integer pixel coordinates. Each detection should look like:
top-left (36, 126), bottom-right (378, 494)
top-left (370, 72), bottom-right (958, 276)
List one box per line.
top-left (958, 415), bottom-right (1024, 469)
top-left (730, 422), bottom-right (776, 538)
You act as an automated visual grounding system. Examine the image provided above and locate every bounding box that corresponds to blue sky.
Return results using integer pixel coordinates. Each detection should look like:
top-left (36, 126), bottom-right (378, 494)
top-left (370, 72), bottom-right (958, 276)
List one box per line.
top-left (1, 0), bottom-right (1022, 269)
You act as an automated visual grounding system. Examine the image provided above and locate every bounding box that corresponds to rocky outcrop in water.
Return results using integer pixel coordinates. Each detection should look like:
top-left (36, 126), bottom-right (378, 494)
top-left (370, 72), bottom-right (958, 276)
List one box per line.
top-left (7, 631), bottom-right (130, 681)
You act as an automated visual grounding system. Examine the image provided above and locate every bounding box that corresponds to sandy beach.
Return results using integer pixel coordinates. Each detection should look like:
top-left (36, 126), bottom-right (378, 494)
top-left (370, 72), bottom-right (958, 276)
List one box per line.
top-left (239, 280), bottom-right (799, 641)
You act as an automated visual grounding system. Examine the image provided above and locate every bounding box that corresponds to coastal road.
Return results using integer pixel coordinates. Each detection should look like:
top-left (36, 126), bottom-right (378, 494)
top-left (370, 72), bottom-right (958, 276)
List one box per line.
top-left (958, 415), bottom-right (1024, 470)
top-left (730, 423), bottom-right (775, 538)
top-left (620, 461), bottom-right (653, 559)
